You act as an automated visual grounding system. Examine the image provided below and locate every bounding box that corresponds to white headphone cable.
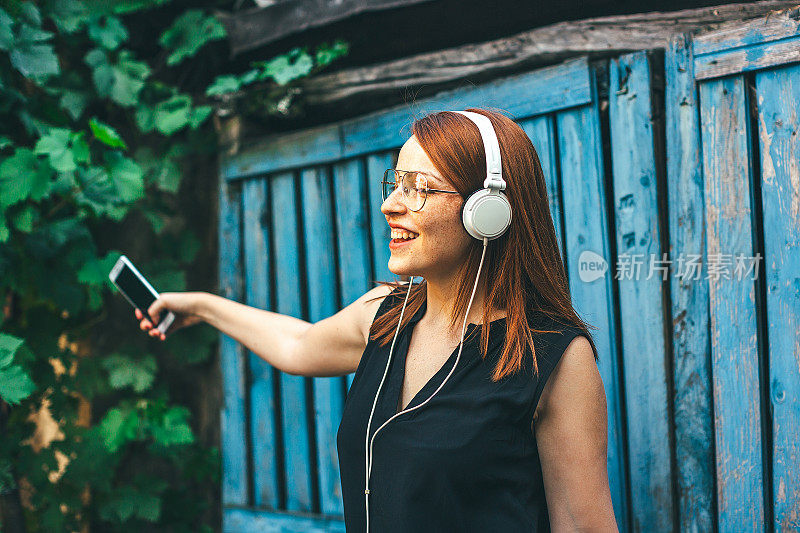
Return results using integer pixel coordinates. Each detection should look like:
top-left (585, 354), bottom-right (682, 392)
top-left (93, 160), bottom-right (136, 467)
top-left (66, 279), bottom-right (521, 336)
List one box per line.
top-left (364, 237), bottom-right (489, 532)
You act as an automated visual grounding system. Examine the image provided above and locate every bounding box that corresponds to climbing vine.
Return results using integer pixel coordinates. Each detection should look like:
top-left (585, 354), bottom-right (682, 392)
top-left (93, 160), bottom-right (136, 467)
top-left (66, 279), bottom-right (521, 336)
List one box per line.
top-left (0, 0), bottom-right (347, 530)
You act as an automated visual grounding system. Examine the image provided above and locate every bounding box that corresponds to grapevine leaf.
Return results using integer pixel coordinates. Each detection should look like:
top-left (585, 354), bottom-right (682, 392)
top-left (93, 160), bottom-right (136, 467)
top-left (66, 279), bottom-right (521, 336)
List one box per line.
top-left (87, 15), bottom-right (127, 50)
top-left (159, 10), bottom-right (225, 66)
top-left (0, 333), bottom-right (24, 366)
top-left (149, 406), bottom-right (194, 446)
top-left (0, 364), bottom-right (35, 405)
top-left (101, 352), bottom-right (156, 393)
top-left (89, 117), bottom-right (127, 149)
top-left (34, 127), bottom-right (77, 172)
top-left (105, 151), bottom-right (143, 202)
top-left (0, 148), bottom-right (52, 207)
top-left (204, 74), bottom-right (241, 97)
top-left (256, 48), bottom-right (313, 85)
top-left (46, 0), bottom-right (91, 34)
top-left (99, 406), bottom-right (139, 452)
top-left (154, 94), bottom-right (192, 135)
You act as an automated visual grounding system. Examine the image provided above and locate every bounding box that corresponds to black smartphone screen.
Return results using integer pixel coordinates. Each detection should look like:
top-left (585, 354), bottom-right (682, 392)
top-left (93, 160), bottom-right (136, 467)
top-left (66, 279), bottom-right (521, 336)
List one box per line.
top-left (116, 263), bottom-right (158, 318)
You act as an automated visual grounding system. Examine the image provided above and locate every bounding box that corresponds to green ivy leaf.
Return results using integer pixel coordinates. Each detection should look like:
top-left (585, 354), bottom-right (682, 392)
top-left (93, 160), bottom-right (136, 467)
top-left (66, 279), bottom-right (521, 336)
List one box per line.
top-left (188, 105), bottom-right (212, 129)
top-left (10, 23), bottom-right (59, 79)
top-left (315, 39), bottom-right (349, 67)
top-left (86, 49), bottom-right (150, 107)
top-left (58, 89), bottom-right (90, 120)
top-left (102, 353), bottom-right (157, 393)
top-left (0, 147), bottom-right (52, 208)
top-left (99, 406), bottom-right (139, 452)
top-left (77, 250), bottom-right (119, 286)
top-left (204, 74), bottom-right (241, 97)
top-left (34, 128), bottom-right (77, 172)
top-left (46, 0), bottom-right (91, 34)
top-left (74, 166), bottom-right (122, 219)
top-left (135, 105), bottom-right (155, 133)
top-left (10, 42), bottom-right (59, 79)
top-left (159, 10), bottom-right (225, 66)
top-left (89, 117), bottom-right (127, 149)
top-left (111, 0), bottom-right (172, 16)
top-left (88, 15), bottom-right (128, 50)
top-left (154, 94), bottom-right (192, 135)
top-left (0, 365), bottom-right (35, 405)
top-left (105, 151), bottom-right (143, 202)
top-left (150, 406), bottom-right (193, 447)
top-left (256, 48), bottom-right (314, 85)
top-left (0, 333), bottom-right (25, 366)
top-left (50, 170), bottom-right (77, 195)
top-left (19, 2), bottom-right (42, 26)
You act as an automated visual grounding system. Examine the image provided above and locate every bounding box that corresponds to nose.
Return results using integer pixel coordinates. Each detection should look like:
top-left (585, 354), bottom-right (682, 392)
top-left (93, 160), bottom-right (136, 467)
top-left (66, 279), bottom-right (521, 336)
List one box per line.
top-left (381, 186), bottom-right (407, 216)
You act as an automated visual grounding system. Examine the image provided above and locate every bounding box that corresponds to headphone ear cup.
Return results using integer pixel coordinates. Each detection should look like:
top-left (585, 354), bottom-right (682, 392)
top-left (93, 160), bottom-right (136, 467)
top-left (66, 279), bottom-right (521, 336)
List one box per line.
top-left (462, 189), bottom-right (512, 240)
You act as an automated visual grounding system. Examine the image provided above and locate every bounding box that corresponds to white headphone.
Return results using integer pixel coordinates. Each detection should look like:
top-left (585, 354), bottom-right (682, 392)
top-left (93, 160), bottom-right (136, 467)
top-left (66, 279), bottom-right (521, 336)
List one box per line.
top-left (456, 111), bottom-right (513, 241)
top-left (363, 110), bottom-right (510, 532)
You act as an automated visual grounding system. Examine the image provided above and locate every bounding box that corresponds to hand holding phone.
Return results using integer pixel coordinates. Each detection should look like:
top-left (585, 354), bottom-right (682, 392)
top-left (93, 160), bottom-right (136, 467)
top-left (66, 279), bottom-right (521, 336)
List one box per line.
top-left (109, 255), bottom-right (176, 335)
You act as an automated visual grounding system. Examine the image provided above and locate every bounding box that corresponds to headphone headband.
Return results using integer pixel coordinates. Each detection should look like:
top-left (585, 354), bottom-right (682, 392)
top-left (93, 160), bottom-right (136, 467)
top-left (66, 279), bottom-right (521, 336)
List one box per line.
top-left (453, 111), bottom-right (506, 191)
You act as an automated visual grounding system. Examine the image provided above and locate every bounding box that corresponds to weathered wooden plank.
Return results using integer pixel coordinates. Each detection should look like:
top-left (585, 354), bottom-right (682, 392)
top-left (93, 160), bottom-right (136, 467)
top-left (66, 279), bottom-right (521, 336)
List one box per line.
top-left (694, 34), bottom-right (800, 80)
top-left (609, 51), bottom-right (675, 532)
top-left (270, 171), bottom-right (315, 511)
top-left (242, 178), bottom-right (281, 508)
top-left (520, 115), bottom-right (564, 259)
top-left (698, 75), bottom-right (765, 531)
top-left (340, 58), bottom-right (592, 159)
top-left (556, 96), bottom-right (629, 532)
top-left (754, 63), bottom-right (800, 532)
top-left (664, 33), bottom-right (715, 533)
top-left (694, 5), bottom-right (800, 56)
top-left (219, 172), bottom-right (249, 506)
top-left (301, 2), bottom-right (799, 111)
top-left (332, 159), bottom-right (373, 388)
top-left (224, 507), bottom-right (345, 533)
top-left (218, 0), bottom-right (434, 56)
top-left (300, 166), bottom-right (345, 516)
top-left (221, 123), bottom-right (342, 183)
top-left (365, 151), bottom-right (397, 284)
top-left (222, 58), bottom-right (591, 181)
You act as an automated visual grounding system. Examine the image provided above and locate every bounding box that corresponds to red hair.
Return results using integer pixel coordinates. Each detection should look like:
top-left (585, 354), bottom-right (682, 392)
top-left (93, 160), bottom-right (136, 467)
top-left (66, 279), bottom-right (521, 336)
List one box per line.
top-left (369, 108), bottom-right (597, 380)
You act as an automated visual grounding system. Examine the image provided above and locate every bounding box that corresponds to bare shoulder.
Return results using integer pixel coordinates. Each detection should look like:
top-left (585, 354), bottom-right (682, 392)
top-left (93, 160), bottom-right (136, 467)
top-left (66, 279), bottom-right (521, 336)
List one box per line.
top-left (532, 335), bottom-right (617, 530)
top-left (534, 335), bottom-right (602, 423)
top-left (355, 284), bottom-right (395, 344)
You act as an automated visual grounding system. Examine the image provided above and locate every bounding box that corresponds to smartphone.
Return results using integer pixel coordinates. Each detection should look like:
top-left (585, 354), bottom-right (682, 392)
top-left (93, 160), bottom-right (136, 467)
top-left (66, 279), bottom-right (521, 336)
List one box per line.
top-left (108, 255), bottom-right (176, 335)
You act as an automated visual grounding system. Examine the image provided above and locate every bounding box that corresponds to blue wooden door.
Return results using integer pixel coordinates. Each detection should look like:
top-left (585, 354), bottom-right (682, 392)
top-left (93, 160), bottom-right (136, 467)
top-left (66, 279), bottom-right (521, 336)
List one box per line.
top-left (217, 56), bottom-right (636, 531)
top-left (665, 13), bottom-right (800, 533)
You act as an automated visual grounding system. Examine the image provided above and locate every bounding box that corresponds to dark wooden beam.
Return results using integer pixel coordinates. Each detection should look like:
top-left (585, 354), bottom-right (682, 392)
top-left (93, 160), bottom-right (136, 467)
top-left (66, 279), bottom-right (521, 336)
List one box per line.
top-left (217, 0), bottom-right (435, 56)
top-left (300, 1), bottom-right (799, 110)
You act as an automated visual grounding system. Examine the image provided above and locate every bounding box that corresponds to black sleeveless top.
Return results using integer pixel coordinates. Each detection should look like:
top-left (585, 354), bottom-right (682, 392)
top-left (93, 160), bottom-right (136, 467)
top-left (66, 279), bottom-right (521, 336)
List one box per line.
top-left (336, 287), bottom-right (590, 532)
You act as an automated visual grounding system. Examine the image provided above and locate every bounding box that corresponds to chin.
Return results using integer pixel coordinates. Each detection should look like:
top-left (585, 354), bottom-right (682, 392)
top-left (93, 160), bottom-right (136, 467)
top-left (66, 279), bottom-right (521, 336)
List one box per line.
top-left (387, 259), bottom-right (422, 279)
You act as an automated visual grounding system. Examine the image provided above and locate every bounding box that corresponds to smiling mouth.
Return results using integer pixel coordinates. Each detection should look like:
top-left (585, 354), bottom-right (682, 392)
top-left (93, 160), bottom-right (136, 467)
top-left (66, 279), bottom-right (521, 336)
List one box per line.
top-left (390, 229), bottom-right (419, 241)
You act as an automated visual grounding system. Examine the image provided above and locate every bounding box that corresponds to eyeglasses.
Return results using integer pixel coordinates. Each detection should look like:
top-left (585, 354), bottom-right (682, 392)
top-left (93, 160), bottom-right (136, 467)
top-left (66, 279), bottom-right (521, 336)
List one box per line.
top-left (381, 169), bottom-right (460, 211)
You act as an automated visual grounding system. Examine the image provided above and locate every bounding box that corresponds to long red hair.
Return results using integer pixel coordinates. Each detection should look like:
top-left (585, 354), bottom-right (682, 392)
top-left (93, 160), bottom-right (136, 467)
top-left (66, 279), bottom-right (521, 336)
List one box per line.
top-left (369, 108), bottom-right (597, 380)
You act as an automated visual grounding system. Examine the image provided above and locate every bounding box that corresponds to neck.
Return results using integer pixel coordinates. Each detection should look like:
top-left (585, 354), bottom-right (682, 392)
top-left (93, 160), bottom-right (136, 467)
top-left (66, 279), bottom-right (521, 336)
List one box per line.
top-left (419, 262), bottom-right (500, 333)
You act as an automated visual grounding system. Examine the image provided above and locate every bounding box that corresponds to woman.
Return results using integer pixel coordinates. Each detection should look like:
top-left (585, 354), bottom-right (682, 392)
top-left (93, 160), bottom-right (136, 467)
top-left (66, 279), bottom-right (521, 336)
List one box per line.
top-left (136, 109), bottom-right (618, 531)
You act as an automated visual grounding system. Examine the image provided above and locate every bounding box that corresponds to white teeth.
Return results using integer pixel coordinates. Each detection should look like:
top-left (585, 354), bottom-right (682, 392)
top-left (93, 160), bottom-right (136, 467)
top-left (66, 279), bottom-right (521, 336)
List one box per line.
top-left (390, 229), bottom-right (419, 240)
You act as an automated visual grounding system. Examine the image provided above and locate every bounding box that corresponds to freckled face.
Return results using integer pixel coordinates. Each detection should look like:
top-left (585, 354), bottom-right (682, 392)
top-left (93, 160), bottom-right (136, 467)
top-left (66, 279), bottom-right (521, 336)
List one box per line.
top-left (381, 135), bottom-right (471, 280)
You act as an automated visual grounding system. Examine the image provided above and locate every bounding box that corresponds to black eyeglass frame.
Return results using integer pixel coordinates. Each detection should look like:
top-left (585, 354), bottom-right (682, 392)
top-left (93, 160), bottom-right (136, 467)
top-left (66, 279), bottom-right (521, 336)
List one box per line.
top-left (381, 168), bottom-right (461, 212)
